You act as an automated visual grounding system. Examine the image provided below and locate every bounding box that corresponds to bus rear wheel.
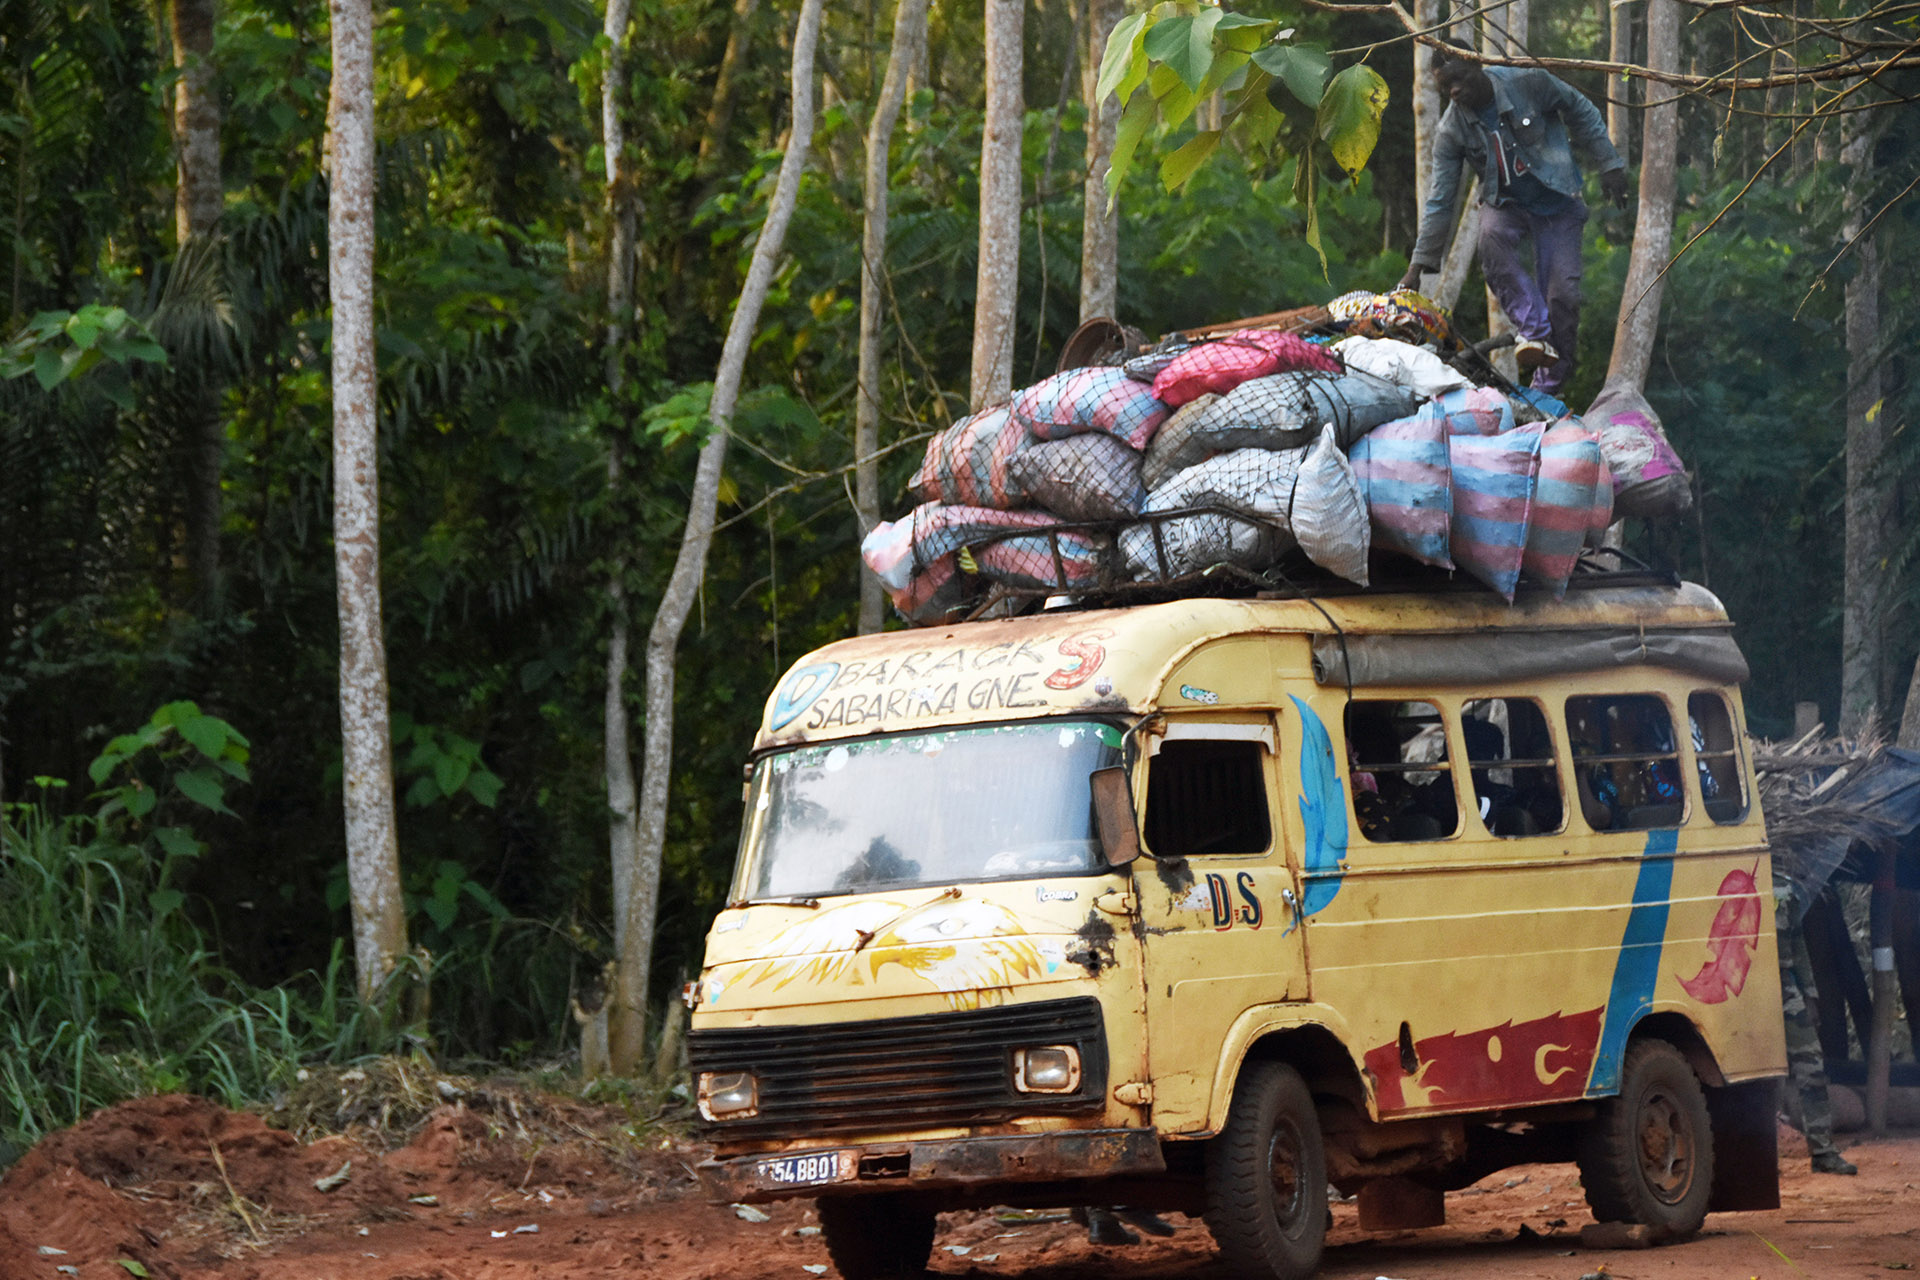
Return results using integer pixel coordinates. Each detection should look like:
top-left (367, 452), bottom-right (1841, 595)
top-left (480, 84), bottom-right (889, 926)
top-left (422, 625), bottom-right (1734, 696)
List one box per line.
top-left (817, 1193), bottom-right (936, 1280)
top-left (1577, 1038), bottom-right (1715, 1236)
top-left (1204, 1060), bottom-right (1328, 1280)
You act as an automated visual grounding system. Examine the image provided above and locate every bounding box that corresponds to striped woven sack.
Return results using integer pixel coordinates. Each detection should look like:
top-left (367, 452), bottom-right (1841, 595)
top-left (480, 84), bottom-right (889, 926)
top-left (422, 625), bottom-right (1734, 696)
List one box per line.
top-left (1012, 366), bottom-right (1171, 450)
top-left (1523, 421), bottom-right (1609, 596)
top-left (1149, 329), bottom-right (1342, 407)
top-left (910, 406), bottom-right (1029, 508)
top-left (973, 532), bottom-right (1106, 591)
top-left (1415, 385), bottom-right (1514, 436)
top-left (1348, 415), bottom-right (1453, 569)
top-left (1448, 425), bottom-right (1544, 600)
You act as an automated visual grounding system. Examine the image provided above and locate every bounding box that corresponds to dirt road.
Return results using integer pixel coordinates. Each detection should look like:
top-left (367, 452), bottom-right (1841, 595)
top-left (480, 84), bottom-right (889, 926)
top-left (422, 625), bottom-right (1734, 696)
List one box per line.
top-left (1, 1095), bottom-right (1913, 1280)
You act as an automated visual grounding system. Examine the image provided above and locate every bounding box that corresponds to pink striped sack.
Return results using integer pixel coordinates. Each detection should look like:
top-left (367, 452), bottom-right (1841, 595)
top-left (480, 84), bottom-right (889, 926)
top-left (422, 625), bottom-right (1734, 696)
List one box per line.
top-left (1448, 425), bottom-right (1544, 601)
top-left (910, 406), bottom-right (1029, 509)
top-left (1347, 414), bottom-right (1453, 569)
top-left (1012, 367), bottom-right (1171, 450)
top-left (1415, 385), bottom-right (1513, 436)
top-left (1149, 329), bottom-right (1342, 407)
top-left (1523, 421), bottom-right (1611, 596)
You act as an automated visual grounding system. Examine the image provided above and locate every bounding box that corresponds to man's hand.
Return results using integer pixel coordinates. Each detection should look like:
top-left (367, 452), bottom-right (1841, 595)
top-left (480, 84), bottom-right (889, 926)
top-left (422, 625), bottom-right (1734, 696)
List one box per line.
top-left (1396, 265), bottom-right (1426, 292)
top-left (1600, 167), bottom-right (1630, 207)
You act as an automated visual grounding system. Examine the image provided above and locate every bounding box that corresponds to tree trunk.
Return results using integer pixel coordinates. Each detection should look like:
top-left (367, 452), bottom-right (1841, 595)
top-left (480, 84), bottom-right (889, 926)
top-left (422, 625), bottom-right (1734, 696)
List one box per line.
top-left (1079, 0), bottom-right (1124, 322)
top-left (1900, 654), bottom-right (1920, 746)
top-left (609, 0), bottom-right (825, 1075)
top-left (599, 0), bottom-right (641, 1080)
top-left (1433, 190), bottom-right (1479, 311)
top-left (171, 0), bottom-right (225, 614)
top-left (328, 0), bottom-right (408, 1006)
top-left (1607, 0), bottom-right (1634, 166)
top-left (1604, 0), bottom-right (1678, 393)
top-left (1839, 109), bottom-right (1886, 737)
top-left (696, 0), bottom-right (763, 177)
top-left (1412, 0), bottom-right (1441, 212)
top-left (856, 0), bottom-right (931, 635)
top-left (970, 0), bottom-right (1023, 411)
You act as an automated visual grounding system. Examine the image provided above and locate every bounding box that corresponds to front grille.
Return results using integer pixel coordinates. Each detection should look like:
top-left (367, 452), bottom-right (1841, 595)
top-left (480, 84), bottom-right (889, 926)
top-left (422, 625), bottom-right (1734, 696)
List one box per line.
top-left (689, 996), bottom-right (1108, 1141)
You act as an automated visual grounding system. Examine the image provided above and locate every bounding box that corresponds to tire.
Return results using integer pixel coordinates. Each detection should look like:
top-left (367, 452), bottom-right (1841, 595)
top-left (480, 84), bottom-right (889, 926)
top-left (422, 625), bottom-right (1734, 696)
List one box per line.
top-left (1577, 1038), bottom-right (1715, 1235)
top-left (817, 1193), bottom-right (937, 1280)
top-left (1204, 1060), bottom-right (1329, 1280)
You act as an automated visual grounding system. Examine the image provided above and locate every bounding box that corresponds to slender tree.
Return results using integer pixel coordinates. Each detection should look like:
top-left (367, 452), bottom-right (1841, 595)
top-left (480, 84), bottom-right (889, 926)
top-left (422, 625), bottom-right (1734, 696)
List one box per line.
top-left (327, 0), bottom-right (408, 1004)
top-left (609, 0), bottom-right (826, 1073)
top-left (970, 0), bottom-right (1023, 411)
top-left (170, 0), bottom-right (225, 611)
top-left (1411, 0), bottom-right (1442, 211)
top-left (600, 0), bottom-right (642, 1078)
top-left (1607, 0), bottom-right (1634, 166)
top-left (1839, 108), bottom-right (1887, 736)
top-left (856, 0), bottom-right (932, 634)
top-left (1079, 0), bottom-right (1125, 322)
top-left (1603, 0), bottom-right (1677, 393)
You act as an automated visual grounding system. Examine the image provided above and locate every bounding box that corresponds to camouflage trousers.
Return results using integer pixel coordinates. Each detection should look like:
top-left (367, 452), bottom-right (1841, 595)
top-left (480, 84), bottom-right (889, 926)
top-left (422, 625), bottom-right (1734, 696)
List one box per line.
top-left (1780, 920), bottom-right (1843, 1160)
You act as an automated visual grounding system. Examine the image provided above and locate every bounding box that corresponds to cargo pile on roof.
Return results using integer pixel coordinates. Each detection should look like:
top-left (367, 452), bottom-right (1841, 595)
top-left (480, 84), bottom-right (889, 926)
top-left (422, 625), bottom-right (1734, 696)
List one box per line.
top-left (861, 289), bottom-right (1696, 627)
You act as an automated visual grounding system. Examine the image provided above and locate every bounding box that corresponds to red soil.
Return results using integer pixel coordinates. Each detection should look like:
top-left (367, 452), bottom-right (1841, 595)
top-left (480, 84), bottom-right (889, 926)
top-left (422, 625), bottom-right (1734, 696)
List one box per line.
top-left (1, 1095), bottom-right (1913, 1280)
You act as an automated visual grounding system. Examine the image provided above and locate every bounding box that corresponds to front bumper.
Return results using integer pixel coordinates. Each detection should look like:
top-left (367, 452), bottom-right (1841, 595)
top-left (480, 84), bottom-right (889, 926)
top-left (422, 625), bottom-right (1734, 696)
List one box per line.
top-left (699, 1128), bottom-right (1166, 1203)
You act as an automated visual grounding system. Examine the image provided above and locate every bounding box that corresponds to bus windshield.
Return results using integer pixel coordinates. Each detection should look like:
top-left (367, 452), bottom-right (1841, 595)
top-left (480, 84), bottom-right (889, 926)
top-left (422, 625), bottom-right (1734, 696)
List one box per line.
top-left (733, 720), bottom-right (1125, 901)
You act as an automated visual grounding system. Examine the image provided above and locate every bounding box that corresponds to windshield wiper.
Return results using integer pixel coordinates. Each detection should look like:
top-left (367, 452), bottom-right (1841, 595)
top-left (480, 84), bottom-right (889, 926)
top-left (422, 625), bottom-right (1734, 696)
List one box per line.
top-left (727, 895), bottom-right (821, 910)
top-left (853, 885), bottom-right (962, 952)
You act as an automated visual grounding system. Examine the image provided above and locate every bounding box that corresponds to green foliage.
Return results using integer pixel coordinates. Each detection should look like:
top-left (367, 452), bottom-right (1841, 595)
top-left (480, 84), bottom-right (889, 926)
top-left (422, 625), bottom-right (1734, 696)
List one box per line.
top-left (0, 716), bottom-right (389, 1153)
top-left (0, 306), bottom-right (168, 405)
top-left (1097, 3), bottom-right (1388, 272)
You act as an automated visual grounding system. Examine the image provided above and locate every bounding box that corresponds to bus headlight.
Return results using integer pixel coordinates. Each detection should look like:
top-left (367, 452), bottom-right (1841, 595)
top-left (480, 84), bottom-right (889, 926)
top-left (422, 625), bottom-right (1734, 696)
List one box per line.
top-left (698, 1071), bottom-right (759, 1120)
top-left (1013, 1045), bottom-right (1081, 1093)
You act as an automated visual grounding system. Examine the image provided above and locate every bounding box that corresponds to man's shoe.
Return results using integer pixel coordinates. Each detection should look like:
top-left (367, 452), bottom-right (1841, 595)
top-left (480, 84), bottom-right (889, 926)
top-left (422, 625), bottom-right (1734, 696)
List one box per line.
top-left (1514, 337), bottom-right (1560, 371)
top-left (1117, 1210), bottom-right (1178, 1238)
top-left (1811, 1151), bottom-right (1858, 1175)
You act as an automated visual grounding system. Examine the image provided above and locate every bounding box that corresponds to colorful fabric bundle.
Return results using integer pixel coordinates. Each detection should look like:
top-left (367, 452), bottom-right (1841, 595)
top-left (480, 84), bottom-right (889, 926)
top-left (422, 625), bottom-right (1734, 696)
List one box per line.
top-left (1523, 421), bottom-right (1611, 596)
top-left (1293, 426), bottom-right (1371, 586)
top-left (1011, 366), bottom-right (1171, 450)
top-left (1121, 448), bottom-right (1306, 580)
top-left (1006, 434), bottom-right (1146, 522)
top-left (1348, 415), bottom-right (1454, 569)
top-left (1330, 335), bottom-right (1472, 399)
top-left (910, 406), bottom-right (1029, 509)
top-left (1415, 386), bottom-right (1514, 437)
top-left (1149, 329), bottom-right (1342, 407)
top-left (1327, 288), bottom-right (1457, 348)
top-left (1583, 385), bottom-right (1691, 519)
top-left (1448, 426), bottom-right (1545, 600)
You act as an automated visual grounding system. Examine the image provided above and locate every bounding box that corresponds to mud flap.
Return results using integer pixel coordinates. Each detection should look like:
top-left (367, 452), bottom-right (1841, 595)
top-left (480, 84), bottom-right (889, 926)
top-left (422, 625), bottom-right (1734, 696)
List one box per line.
top-left (1706, 1078), bottom-right (1780, 1212)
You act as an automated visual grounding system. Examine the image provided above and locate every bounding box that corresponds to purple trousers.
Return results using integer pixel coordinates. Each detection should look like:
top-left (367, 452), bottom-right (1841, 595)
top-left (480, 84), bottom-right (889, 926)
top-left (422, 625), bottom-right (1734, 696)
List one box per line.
top-left (1478, 199), bottom-right (1587, 395)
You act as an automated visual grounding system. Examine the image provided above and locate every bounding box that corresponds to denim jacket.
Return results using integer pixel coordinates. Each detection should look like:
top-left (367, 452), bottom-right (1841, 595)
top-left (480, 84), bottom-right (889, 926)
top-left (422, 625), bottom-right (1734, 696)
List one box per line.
top-left (1410, 66), bottom-right (1625, 269)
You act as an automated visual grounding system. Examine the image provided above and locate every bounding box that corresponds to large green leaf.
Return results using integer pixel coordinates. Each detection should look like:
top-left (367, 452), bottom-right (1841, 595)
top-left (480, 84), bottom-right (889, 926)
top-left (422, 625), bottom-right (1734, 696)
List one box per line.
top-left (1161, 130), bottom-right (1223, 192)
top-left (1318, 63), bottom-right (1390, 177)
top-left (1095, 11), bottom-right (1149, 104)
top-left (175, 766), bottom-right (234, 815)
top-left (1143, 9), bottom-right (1223, 92)
top-left (1106, 90), bottom-right (1160, 209)
top-left (1251, 43), bottom-right (1329, 109)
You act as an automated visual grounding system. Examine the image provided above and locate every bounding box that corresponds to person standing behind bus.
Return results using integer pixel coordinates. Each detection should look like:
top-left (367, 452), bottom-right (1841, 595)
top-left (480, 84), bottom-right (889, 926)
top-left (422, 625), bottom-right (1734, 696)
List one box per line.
top-left (1776, 881), bottom-right (1858, 1175)
top-left (1397, 41), bottom-right (1628, 396)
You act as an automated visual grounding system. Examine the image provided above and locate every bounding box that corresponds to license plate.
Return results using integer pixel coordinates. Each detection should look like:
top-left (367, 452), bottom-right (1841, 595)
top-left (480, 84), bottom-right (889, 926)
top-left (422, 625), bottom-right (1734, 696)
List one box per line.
top-left (755, 1149), bottom-right (858, 1189)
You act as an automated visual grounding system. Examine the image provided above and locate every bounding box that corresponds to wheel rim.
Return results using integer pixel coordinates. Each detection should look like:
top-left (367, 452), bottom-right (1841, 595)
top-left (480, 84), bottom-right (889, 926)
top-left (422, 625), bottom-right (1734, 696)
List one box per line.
top-left (1267, 1115), bottom-right (1308, 1228)
top-left (1636, 1086), bottom-right (1695, 1204)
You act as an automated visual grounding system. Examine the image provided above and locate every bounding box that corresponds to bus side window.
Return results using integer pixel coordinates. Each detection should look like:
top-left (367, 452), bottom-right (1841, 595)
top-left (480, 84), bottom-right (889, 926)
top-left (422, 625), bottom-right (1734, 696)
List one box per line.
top-left (1146, 741), bottom-right (1271, 857)
top-left (1688, 691), bottom-right (1750, 824)
top-left (1565, 694), bottom-right (1684, 832)
top-left (1462, 698), bottom-right (1566, 837)
top-left (1344, 700), bottom-right (1459, 843)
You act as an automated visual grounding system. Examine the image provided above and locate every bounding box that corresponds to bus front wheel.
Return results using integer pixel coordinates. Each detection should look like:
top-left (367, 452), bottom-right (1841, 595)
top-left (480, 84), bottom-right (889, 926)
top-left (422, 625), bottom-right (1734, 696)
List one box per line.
top-left (1204, 1059), bottom-right (1328, 1280)
top-left (1577, 1038), bottom-right (1715, 1236)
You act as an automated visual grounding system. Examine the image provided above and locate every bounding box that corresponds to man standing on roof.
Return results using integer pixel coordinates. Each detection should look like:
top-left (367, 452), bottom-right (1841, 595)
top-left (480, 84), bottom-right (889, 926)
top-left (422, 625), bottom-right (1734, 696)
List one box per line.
top-left (1397, 41), bottom-right (1629, 396)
